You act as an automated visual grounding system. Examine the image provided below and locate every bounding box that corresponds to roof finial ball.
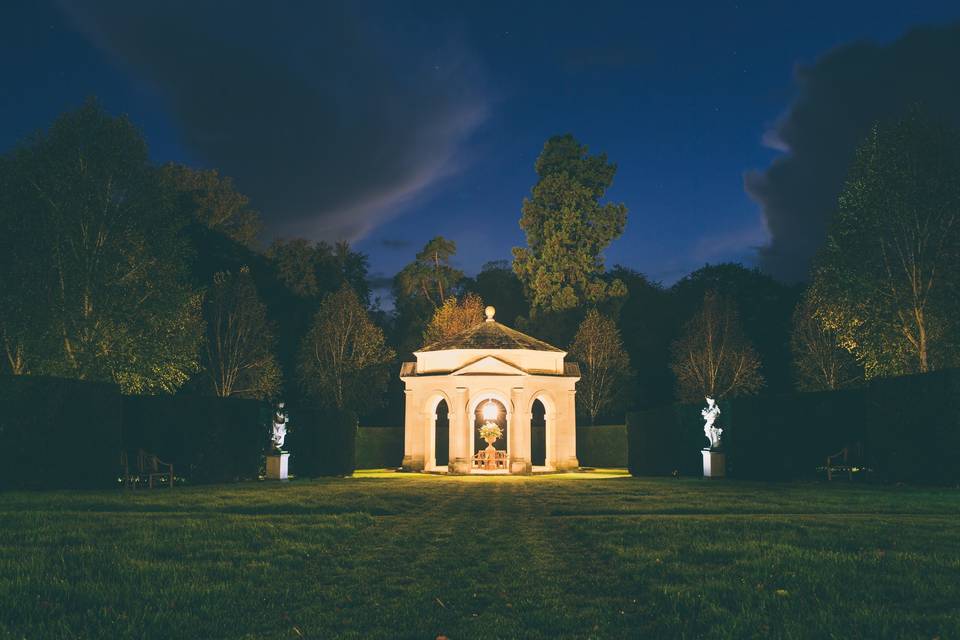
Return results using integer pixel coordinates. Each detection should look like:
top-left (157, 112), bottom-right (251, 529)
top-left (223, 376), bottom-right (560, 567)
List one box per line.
top-left (485, 305), bottom-right (496, 322)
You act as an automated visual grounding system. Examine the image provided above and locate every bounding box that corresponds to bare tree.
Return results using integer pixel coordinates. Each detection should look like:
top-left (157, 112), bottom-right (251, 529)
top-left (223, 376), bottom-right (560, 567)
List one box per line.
top-left (791, 294), bottom-right (862, 392)
top-left (670, 290), bottom-right (764, 402)
top-left (202, 267), bottom-right (281, 399)
top-left (422, 293), bottom-right (485, 345)
top-left (298, 285), bottom-right (395, 411)
top-left (568, 309), bottom-right (633, 424)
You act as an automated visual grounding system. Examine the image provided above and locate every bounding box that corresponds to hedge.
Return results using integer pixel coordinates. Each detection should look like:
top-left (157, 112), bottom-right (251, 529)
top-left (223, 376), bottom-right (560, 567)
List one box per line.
top-left (288, 406), bottom-right (358, 477)
top-left (627, 368), bottom-right (960, 484)
top-left (0, 375), bottom-right (123, 490)
top-left (576, 425), bottom-right (628, 468)
top-left (122, 394), bottom-right (268, 484)
top-left (356, 426), bottom-right (403, 469)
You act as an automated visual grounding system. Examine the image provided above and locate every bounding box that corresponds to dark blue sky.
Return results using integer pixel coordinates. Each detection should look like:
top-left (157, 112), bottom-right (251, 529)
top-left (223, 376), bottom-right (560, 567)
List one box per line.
top-left (3, 1), bottom-right (959, 299)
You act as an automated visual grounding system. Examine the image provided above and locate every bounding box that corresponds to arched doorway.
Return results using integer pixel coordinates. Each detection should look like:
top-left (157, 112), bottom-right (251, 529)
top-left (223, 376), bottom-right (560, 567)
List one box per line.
top-left (531, 399), bottom-right (546, 466)
top-left (434, 399), bottom-right (449, 467)
top-left (473, 398), bottom-right (508, 458)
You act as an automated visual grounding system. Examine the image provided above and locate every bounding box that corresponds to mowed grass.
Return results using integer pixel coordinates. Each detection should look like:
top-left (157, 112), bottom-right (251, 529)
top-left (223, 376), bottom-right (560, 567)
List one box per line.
top-left (1, 472), bottom-right (959, 640)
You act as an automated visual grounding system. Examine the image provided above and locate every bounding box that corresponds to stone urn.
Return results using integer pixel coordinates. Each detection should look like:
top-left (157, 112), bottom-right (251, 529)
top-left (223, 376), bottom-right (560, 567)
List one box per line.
top-left (478, 421), bottom-right (503, 471)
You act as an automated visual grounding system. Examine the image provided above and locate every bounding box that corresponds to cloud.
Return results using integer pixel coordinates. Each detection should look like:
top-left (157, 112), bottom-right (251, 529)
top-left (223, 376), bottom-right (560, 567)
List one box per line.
top-left (745, 24), bottom-right (960, 282)
top-left (60, 1), bottom-right (488, 244)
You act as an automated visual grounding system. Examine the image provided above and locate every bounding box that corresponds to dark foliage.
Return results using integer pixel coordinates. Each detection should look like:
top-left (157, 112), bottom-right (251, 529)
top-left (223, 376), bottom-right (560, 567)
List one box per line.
top-left (356, 426), bottom-right (404, 469)
top-left (628, 369), bottom-right (960, 484)
top-left (576, 425), bottom-right (628, 468)
top-left (122, 394), bottom-right (268, 484)
top-left (287, 406), bottom-right (358, 477)
top-left (0, 376), bottom-right (123, 490)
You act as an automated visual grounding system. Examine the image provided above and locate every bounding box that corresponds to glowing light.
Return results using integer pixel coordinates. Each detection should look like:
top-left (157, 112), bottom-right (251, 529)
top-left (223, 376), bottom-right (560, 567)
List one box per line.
top-left (481, 401), bottom-right (498, 421)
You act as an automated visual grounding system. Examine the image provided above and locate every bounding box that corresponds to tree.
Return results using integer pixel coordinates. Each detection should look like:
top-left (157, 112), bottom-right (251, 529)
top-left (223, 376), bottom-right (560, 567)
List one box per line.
top-left (423, 293), bottom-right (485, 345)
top-left (395, 236), bottom-right (463, 308)
top-left (161, 163), bottom-right (262, 247)
top-left (610, 266), bottom-right (675, 407)
top-left (790, 293), bottom-right (862, 392)
top-left (670, 263), bottom-right (800, 394)
top-left (298, 285), bottom-right (395, 411)
top-left (461, 260), bottom-right (528, 328)
top-left (512, 134), bottom-right (627, 313)
top-left (809, 110), bottom-right (960, 378)
top-left (0, 100), bottom-right (203, 393)
top-left (268, 238), bottom-right (371, 304)
top-left (201, 266), bottom-right (281, 399)
top-left (670, 291), bottom-right (764, 402)
top-left (568, 309), bottom-right (633, 424)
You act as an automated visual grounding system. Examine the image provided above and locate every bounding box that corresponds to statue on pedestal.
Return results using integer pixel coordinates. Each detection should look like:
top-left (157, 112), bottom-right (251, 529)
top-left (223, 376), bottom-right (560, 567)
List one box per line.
top-left (701, 396), bottom-right (722, 450)
top-left (271, 402), bottom-right (289, 452)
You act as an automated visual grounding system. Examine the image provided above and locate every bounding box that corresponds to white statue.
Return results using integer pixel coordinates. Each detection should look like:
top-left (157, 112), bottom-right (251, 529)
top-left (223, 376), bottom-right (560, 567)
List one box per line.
top-left (701, 396), bottom-right (722, 449)
top-left (271, 402), bottom-right (289, 451)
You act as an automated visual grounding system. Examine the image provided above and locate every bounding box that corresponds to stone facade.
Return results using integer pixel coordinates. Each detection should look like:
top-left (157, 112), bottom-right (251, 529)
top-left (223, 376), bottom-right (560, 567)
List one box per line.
top-left (400, 307), bottom-right (580, 474)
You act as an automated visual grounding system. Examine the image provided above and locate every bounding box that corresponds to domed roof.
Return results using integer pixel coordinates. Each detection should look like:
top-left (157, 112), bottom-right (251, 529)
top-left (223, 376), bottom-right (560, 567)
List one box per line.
top-left (418, 308), bottom-right (563, 353)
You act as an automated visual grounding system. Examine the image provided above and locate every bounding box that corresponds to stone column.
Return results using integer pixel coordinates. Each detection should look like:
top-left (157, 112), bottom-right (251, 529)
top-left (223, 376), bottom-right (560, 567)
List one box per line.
top-left (449, 386), bottom-right (472, 474)
top-left (554, 387), bottom-right (580, 471)
top-left (510, 386), bottom-right (532, 474)
top-left (401, 388), bottom-right (425, 471)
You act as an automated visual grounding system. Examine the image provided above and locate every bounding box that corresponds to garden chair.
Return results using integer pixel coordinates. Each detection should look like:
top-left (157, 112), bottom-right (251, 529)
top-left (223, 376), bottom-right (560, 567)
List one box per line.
top-left (825, 443), bottom-right (864, 481)
top-left (137, 449), bottom-right (175, 488)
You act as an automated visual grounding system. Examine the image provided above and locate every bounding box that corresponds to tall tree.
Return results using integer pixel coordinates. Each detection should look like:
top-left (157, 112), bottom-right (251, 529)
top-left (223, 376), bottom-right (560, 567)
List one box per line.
top-left (809, 110), bottom-right (960, 378)
top-left (670, 263), bottom-right (800, 394)
top-left (0, 100), bottom-right (203, 393)
top-left (298, 285), bottom-right (395, 411)
top-left (461, 260), bottom-right (528, 328)
top-left (568, 309), bottom-right (633, 424)
top-left (268, 238), bottom-right (371, 305)
top-left (202, 267), bottom-right (281, 399)
top-left (790, 293), bottom-right (862, 392)
top-left (395, 236), bottom-right (463, 308)
top-left (512, 134), bottom-right (627, 313)
top-left (161, 163), bottom-right (262, 247)
top-left (422, 293), bottom-right (485, 346)
top-left (610, 266), bottom-right (676, 407)
top-left (670, 291), bottom-right (764, 402)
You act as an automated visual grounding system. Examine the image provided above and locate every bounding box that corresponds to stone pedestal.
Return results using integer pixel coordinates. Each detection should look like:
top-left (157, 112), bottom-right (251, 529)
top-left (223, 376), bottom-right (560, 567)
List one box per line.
top-left (449, 458), bottom-right (472, 474)
top-left (701, 449), bottom-right (725, 478)
top-left (266, 452), bottom-right (290, 480)
top-left (510, 458), bottom-right (532, 475)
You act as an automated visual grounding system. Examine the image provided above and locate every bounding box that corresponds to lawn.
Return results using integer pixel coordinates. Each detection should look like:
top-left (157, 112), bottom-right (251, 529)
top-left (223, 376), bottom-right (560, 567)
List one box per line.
top-left (1, 471), bottom-right (959, 639)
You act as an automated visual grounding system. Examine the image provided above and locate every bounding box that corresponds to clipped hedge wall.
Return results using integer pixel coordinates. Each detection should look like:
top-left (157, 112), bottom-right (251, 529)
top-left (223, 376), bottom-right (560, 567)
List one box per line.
top-left (576, 425), bottom-right (628, 468)
top-left (0, 375), bottom-right (123, 490)
top-left (288, 406), bottom-right (358, 477)
top-left (356, 426), bottom-right (403, 469)
top-left (628, 368), bottom-right (960, 484)
top-left (867, 368), bottom-right (960, 484)
top-left (122, 394), bottom-right (267, 484)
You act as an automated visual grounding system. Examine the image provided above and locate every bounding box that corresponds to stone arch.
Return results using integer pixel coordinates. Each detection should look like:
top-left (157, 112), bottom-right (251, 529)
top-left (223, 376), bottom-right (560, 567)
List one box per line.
top-left (468, 389), bottom-right (513, 461)
top-left (423, 391), bottom-right (452, 470)
top-left (530, 390), bottom-right (558, 469)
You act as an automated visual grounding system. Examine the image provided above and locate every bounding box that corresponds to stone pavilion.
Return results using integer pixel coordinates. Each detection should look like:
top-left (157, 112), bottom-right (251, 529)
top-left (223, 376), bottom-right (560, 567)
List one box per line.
top-left (400, 306), bottom-right (580, 474)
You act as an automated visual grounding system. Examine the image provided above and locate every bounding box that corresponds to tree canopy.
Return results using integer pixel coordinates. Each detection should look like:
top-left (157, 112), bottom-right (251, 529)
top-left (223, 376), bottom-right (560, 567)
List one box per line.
top-left (809, 110), bottom-right (960, 378)
top-left (201, 266), bottom-right (281, 400)
top-left (670, 290), bottom-right (764, 402)
top-left (0, 100), bottom-right (203, 393)
top-left (161, 163), bottom-right (262, 248)
top-left (568, 309), bottom-right (633, 424)
top-left (422, 293), bottom-right (485, 346)
top-left (512, 134), bottom-right (627, 313)
top-left (298, 285), bottom-right (395, 411)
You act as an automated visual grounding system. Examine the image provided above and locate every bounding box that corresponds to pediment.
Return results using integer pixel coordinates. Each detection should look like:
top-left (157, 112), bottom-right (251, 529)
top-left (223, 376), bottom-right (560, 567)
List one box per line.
top-left (450, 355), bottom-right (527, 376)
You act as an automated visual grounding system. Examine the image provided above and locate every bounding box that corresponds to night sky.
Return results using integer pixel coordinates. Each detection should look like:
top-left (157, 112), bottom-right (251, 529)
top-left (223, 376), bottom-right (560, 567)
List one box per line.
top-left (3, 2), bottom-right (959, 302)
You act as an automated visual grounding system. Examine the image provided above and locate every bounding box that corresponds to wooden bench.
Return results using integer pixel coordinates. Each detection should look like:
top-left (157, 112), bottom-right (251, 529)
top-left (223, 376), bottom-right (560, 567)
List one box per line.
top-left (472, 449), bottom-right (508, 470)
top-left (825, 443), bottom-right (864, 481)
top-left (120, 449), bottom-right (175, 488)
